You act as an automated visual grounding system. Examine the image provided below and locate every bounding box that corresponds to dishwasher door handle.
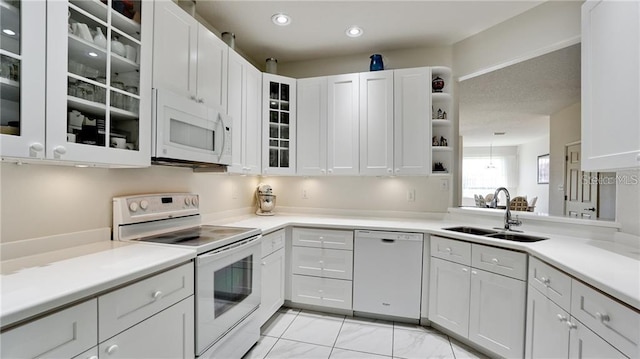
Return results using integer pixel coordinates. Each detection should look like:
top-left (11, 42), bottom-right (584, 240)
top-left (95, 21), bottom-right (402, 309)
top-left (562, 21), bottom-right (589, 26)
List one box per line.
top-left (381, 238), bottom-right (396, 243)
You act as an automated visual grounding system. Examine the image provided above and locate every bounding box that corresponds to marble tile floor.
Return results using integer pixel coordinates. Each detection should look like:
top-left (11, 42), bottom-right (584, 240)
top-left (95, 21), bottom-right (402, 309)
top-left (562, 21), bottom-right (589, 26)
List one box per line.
top-left (243, 308), bottom-right (489, 359)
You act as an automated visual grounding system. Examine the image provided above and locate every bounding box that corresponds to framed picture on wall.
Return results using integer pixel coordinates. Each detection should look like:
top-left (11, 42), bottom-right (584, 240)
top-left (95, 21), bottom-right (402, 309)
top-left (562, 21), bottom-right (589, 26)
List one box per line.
top-left (537, 154), bottom-right (550, 184)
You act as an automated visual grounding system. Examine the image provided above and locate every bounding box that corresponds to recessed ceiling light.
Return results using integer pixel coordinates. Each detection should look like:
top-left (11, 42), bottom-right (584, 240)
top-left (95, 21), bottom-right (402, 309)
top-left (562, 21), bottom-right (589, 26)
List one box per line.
top-left (2, 29), bottom-right (16, 36)
top-left (272, 13), bottom-right (291, 26)
top-left (346, 26), bottom-right (363, 38)
top-left (88, 52), bottom-right (98, 57)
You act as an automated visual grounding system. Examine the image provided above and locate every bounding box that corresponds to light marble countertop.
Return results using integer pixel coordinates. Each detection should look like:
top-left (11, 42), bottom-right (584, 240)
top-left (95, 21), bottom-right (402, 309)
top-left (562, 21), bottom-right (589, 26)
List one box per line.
top-left (2, 211), bottom-right (638, 332)
top-left (0, 241), bottom-right (196, 329)
top-left (209, 213), bottom-right (640, 311)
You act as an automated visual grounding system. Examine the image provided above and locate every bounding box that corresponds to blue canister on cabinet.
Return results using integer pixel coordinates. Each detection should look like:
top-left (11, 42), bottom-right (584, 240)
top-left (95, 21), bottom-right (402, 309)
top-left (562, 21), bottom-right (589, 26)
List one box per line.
top-left (369, 54), bottom-right (384, 71)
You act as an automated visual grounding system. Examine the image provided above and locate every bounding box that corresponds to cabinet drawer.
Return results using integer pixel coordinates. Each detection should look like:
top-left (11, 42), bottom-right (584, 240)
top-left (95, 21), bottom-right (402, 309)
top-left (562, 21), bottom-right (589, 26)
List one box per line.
top-left (431, 236), bottom-right (471, 265)
top-left (292, 246), bottom-right (353, 280)
top-left (262, 229), bottom-right (285, 258)
top-left (571, 280), bottom-right (639, 358)
top-left (98, 262), bottom-right (194, 341)
top-left (292, 227), bottom-right (354, 250)
top-left (98, 297), bottom-right (194, 359)
top-left (528, 257), bottom-right (572, 311)
top-left (291, 275), bottom-right (352, 310)
top-left (471, 244), bottom-right (527, 280)
top-left (1, 299), bottom-right (97, 359)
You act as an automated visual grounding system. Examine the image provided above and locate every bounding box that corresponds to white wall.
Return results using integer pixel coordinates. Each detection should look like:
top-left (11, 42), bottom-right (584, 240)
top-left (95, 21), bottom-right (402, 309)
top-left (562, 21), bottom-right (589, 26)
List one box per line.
top-left (0, 163), bottom-right (259, 243)
top-left (517, 136), bottom-right (550, 214)
top-left (264, 176), bottom-right (451, 214)
top-left (549, 103), bottom-right (581, 216)
top-left (616, 170), bottom-right (640, 236)
top-left (279, 46), bottom-right (453, 78)
top-left (453, 1), bottom-right (582, 80)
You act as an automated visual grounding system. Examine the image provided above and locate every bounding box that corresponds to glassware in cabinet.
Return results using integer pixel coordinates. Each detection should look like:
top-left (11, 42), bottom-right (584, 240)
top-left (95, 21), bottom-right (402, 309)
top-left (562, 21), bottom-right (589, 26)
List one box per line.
top-left (1, 0), bottom-right (47, 159)
top-left (47, 0), bottom-right (149, 165)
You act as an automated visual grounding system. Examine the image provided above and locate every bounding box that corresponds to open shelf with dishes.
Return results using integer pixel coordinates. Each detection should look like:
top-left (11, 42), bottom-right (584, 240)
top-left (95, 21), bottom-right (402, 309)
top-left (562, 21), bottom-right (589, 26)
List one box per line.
top-left (430, 66), bottom-right (454, 175)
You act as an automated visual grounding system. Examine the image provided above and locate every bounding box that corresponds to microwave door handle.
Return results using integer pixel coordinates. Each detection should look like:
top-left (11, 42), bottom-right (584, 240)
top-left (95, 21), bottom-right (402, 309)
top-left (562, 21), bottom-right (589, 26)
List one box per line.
top-left (196, 235), bottom-right (260, 266)
top-left (216, 112), bottom-right (226, 161)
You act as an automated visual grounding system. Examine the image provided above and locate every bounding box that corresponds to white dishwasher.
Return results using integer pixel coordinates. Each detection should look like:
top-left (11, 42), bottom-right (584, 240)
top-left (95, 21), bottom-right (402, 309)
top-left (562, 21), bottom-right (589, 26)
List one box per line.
top-left (353, 230), bottom-right (424, 319)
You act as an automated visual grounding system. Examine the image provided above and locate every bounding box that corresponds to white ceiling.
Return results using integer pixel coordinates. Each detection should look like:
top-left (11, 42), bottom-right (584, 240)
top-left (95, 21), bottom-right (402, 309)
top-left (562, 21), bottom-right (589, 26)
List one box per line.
top-left (192, 1), bottom-right (579, 149)
top-left (459, 43), bottom-right (581, 147)
top-left (195, 1), bottom-right (545, 64)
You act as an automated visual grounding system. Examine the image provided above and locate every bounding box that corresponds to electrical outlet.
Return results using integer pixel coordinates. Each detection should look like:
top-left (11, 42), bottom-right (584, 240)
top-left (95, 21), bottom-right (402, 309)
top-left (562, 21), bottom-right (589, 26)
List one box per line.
top-left (302, 188), bottom-right (309, 199)
top-left (440, 179), bottom-right (449, 191)
top-left (407, 189), bottom-right (416, 202)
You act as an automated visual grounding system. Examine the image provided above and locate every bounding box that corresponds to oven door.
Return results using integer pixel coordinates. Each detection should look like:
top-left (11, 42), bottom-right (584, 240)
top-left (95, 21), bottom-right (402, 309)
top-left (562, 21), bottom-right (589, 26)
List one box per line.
top-left (152, 89), bottom-right (232, 165)
top-left (195, 235), bottom-right (261, 355)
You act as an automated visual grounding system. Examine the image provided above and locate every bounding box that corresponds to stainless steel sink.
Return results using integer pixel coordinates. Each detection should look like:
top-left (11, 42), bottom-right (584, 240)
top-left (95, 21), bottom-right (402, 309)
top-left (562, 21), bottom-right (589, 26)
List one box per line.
top-left (485, 232), bottom-right (548, 242)
top-left (443, 226), bottom-right (499, 236)
top-left (443, 226), bottom-right (548, 242)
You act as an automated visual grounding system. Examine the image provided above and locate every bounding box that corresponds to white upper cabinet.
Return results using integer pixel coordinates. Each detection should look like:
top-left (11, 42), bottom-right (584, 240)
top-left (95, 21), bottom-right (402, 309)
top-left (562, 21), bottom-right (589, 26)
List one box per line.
top-left (394, 67), bottom-right (431, 175)
top-left (3, 0), bottom-right (152, 166)
top-left (582, 0), bottom-right (640, 171)
top-left (228, 49), bottom-right (261, 175)
top-left (297, 76), bottom-right (328, 176)
top-left (195, 24), bottom-right (228, 111)
top-left (359, 70), bottom-right (394, 176)
top-left (263, 73), bottom-right (296, 175)
top-left (0, 0), bottom-right (46, 160)
top-left (44, 0), bottom-right (152, 166)
top-left (152, 0), bottom-right (197, 99)
top-left (153, 0), bottom-right (227, 111)
top-left (327, 73), bottom-right (359, 175)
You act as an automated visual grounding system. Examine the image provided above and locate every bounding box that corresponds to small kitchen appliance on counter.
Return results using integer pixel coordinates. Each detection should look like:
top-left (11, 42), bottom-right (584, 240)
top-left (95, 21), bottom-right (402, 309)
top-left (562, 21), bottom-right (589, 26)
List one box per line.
top-left (255, 183), bottom-right (276, 216)
top-left (112, 193), bottom-right (261, 358)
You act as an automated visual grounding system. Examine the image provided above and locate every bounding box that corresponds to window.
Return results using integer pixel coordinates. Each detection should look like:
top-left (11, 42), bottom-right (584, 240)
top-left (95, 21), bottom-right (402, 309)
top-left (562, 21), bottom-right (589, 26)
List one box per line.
top-left (462, 157), bottom-right (509, 199)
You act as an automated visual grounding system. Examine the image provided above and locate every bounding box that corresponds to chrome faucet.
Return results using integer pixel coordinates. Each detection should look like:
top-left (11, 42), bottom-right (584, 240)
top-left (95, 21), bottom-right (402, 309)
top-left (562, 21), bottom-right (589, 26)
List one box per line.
top-left (492, 187), bottom-right (522, 231)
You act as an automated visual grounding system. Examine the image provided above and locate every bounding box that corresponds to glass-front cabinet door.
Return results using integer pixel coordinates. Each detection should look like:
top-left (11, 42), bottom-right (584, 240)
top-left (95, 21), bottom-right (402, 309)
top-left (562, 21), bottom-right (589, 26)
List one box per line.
top-left (0, 0), bottom-right (46, 159)
top-left (46, 0), bottom-right (151, 166)
top-left (262, 73), bottom-right (296, 175)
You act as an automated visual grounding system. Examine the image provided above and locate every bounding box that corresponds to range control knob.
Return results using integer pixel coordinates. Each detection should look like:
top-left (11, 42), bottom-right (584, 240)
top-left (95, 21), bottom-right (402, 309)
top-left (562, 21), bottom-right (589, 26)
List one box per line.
top-left (191, 197), bottom-right (199, 207)
top-left (129, 201), bottom-right (139, 212)
top-left (184, 197), bottom-right (191, 206)
top-left (140, 200), bottom-right (149, 210)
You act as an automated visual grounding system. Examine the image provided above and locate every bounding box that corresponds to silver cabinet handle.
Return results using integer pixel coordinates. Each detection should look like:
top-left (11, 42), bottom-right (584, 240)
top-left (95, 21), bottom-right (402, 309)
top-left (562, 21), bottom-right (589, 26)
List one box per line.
top-left (557, 314), bottom-right (567, 322)
top-left (152, 290), bottom-right (163, 300)
top-left (541, 277), bottom-right (550, 286)
top-left (566, 321), bottom-right (577, 330)
top-left (491, 258), bottom-right (499, 264)
top-left (53, 146), bottom-right (67, 157)
top-left (596, 312), bottom-right (610, 322)
top-left (106, 344), bottom-right (119, 355)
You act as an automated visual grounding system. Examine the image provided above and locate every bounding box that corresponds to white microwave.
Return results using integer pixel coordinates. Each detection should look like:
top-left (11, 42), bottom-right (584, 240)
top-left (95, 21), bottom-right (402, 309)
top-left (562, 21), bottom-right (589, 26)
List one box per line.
top-left (152, 88), bottom-right (232, 167)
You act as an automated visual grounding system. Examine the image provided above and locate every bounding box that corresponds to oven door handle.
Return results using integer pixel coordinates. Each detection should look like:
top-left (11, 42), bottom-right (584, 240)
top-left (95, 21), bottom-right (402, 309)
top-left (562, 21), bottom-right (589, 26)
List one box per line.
top-left (197, 235), bottom-right (261, 265)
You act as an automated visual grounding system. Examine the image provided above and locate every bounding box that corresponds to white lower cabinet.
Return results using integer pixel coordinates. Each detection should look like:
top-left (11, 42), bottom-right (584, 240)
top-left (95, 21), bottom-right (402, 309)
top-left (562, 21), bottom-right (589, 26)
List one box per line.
top-left (291, 275), bottom-right (352, 310)
top-left (429, 256), bottom-right (471, 337)
top-left (428, 237), bottom-right (527, 358)
top-left (525, 256), bottom-right (636, 359)
top-left (0, 299), bottom-right (98, 359)
top-left (98, 297), bottom-right (194, 359)
top-left (0, 262), bottom-right (195, 359)
top-left (290, 228), bottom-right (353, 310)
top-left (258, 230), bottom-right (286, 326)
top-left (291, 246), bottom-right (353, 280)
top-left (469, 268), bottom-right (526, 357)
top-left (525, 286), bottom-right (571, 358)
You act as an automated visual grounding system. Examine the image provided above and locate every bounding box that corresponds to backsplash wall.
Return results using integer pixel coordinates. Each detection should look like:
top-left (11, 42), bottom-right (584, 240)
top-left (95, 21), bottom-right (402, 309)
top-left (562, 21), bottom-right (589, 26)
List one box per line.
top-left (0, 163), bottom-right (259, 243)
top-left (264, 176), bottom-right (452, 214)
